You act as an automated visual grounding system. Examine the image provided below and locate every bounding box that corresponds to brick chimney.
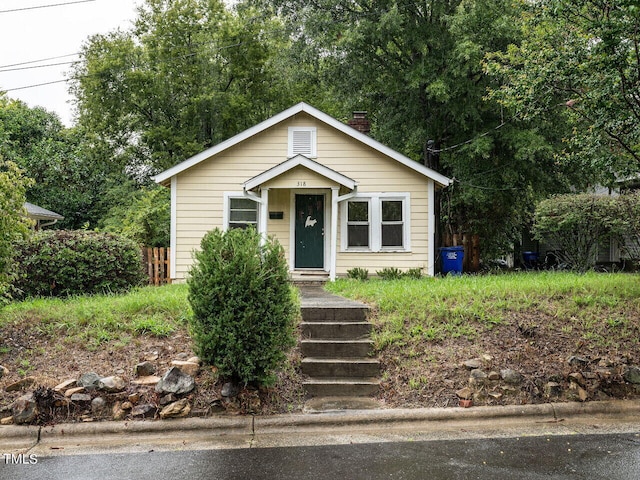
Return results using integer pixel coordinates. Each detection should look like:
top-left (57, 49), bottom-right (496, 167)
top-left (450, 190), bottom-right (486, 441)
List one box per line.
top-left (347, 111), bottom-right (370, 135)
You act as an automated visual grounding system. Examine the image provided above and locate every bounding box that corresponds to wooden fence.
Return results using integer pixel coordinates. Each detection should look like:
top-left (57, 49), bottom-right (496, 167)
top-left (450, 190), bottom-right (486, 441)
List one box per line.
top-left (441, 233), bottom-right (480, 273)
top-left (142, 247), bottom-right (171, 285)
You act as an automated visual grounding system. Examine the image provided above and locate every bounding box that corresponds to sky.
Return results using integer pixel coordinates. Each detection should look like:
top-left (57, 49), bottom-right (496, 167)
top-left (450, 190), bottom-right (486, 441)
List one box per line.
top-left (0, 0), bottom-right (138, 126)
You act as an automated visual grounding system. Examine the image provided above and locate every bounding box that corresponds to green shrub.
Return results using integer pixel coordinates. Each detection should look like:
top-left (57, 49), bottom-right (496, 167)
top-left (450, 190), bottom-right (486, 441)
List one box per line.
top-left (12, 230), bottom-right (146, 298)
top-left (376, 267), bottom-right (404, 280)
top-left (347, 267), bottom-right (369, 281)
top-left (404, 268), bottom-right (423, 279)
top-left (533, 194), bottom-right (622, 272)
top-left (187, 228), bottom-right (297, 386)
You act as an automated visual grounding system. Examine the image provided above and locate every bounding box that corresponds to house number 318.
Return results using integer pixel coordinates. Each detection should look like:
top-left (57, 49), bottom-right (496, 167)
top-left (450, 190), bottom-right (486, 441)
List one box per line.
top-left (297, 181), bottom-right (307, 187)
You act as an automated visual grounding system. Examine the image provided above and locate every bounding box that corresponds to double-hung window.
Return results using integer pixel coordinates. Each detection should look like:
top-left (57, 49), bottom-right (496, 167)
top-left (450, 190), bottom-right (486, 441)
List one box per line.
top-left (225, 195), bottom-right (259, 230)
top-left (342, 194), bottom-right (410, 252)
top-left (381, 200), bottom-right (404, 248)
top-left (347, 201), bottom-right (370, 248)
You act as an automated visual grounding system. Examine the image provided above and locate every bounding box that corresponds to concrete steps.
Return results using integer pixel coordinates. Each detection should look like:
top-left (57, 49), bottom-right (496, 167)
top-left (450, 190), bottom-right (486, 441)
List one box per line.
top-left (299, 289), bottom-right (379, 398)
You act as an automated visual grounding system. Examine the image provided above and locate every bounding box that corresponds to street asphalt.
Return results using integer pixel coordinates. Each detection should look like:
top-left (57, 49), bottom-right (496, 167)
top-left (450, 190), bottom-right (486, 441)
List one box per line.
top-left (1, 399), bottom-right (639, 457)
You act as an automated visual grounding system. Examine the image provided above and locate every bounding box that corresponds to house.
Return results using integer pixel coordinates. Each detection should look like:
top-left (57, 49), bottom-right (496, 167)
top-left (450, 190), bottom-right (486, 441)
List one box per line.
top-left (24, 202), bottom-right (64, 229)
top-left (153, 102), bottom-right (451, 281)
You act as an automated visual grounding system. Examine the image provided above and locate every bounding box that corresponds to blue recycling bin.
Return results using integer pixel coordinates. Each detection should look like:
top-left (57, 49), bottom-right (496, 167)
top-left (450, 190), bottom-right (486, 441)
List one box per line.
top-left (440, 246), bottom-right (464, 275)
top-left (522, 251), bottom-right (539, 269)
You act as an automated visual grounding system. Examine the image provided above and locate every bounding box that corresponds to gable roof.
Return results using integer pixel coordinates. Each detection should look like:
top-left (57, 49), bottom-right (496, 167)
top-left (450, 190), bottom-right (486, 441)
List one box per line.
top-left (24, 202), bottom-right (64, 221)
top-left (244, 154), bottom-right (357, 191)
top-left (152, 102), bottom-right (451, 187)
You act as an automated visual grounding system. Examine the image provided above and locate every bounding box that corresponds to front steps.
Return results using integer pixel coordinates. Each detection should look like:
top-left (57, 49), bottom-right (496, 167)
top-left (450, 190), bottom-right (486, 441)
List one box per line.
top-left (299, 289), bottom-right (379, 397)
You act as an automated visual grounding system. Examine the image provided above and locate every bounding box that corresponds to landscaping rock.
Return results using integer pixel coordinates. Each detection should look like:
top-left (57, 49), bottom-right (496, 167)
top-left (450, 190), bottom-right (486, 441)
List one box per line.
top-left (176, 353), bottom-right (189, 360)
top-left (469, 369), bottom-right (487, 386)
top-left (112, 402), bottom-right (126, 421)
top-left (623, 366), bottom-right (640, 384)
top-left (171, 360), bottom-right (199, 377)
top-left (455, 387), bottom-right (473, 400)
top-left (70, 393), bottom-right (92, 403)
top-left (132, 375), bottom-right (161, 387)
top-left (12, 394), bottom-right (37, 425)
top-left (159, 393), bottom-right (177, 406)
top-left (187, 356), bottom-right (201, 365)
top-left (135, 361), bottom-right (156, 377)
top-left (64, 386), bottom-right (85, 397)
top-left (5, 376), bottom-right (36, 392)
top-left (54, 379), bottom-right (76, 393)
top-left (0, 365), bottom-right (8, 379)
top-left (98, 376), bottom-right (126, 393)
top-left (487, 371), bottom-right (501, 381)
top-left (1, 416), bottom-right (14, 425)
top-left (160, 399), bottom-right (191, 419)
top-left (221, 381), bottom-right (240, 398)
top-left (155, 367), bottom-right (195, 395)
top-left (78, 372), bottom-right (101, 390)
top-left (130, 403), bottom-right (156, 418)
top-left (500, 369), bottom-right (523, 385)
top-left (463, 358), bottom-right (483, 370)
top-left (91, 397), bottom-right (107, 416)
top-left (568, 372), bottom-right (585, 387)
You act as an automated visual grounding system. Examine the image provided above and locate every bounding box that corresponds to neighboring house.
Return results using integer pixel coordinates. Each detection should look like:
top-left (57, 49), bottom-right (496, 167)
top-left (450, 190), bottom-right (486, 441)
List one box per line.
top-left (153, 102), bottom-right (451, 281)
top-left (24, 202), bottom-right (64, 229)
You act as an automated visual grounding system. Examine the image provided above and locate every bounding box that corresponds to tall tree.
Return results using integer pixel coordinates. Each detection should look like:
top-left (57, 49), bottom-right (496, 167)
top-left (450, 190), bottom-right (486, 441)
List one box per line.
top-left (485, 0), bottom-right (640, 179)
top-left (0, 95), bottom-right (123, 229)
top-left (71, 0), bottom-right (297, 174)
top-left (251, 0), bottom-right (592, 255)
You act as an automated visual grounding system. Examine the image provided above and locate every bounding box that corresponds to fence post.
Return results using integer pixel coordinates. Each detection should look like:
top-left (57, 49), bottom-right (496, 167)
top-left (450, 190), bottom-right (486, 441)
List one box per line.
top-left (142, 246), bottom-right (171, 285)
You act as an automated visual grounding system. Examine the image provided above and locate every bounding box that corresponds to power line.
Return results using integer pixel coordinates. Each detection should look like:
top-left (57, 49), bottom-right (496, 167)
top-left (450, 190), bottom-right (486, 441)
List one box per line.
top-left (0, 53), bottom-right (79, 69)
top-left (0, 60), bottom-right (77, 73)
top-left (0, 0), bottom-right (96, 14)
top-left (4, 78), bottom-right (69, 92)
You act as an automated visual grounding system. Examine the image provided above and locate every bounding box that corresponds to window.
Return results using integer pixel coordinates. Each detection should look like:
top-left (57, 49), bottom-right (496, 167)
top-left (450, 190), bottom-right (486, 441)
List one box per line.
top-left (228, 197), bottom-right (258, 230)
top-left (342, 194), bottom-right (410, 252)
top-left (288, 127), bottom-right (317, 157)
top-left (381, 200), bottom-right (404, 248)
top-left (347, 200), bottom-right (370, 248)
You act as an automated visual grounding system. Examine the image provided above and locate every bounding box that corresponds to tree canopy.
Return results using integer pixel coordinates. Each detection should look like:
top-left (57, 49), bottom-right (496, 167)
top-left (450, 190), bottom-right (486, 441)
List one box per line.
top-left (486, 0), bottom-right (640, 179)
top-left (0, 158), bottom-right (32, 302)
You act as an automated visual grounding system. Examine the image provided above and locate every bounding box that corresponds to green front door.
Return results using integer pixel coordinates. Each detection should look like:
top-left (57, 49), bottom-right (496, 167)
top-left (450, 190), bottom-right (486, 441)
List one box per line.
top-left (295, 194), bottom-right (325, 268)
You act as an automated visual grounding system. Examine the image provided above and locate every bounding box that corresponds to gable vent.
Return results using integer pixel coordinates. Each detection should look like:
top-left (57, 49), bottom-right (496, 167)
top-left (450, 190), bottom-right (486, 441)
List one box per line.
top-left (289, 127), bottom-right (317, 157)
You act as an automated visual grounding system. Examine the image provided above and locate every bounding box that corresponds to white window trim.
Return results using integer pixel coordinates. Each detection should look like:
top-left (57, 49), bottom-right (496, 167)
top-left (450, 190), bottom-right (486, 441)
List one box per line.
top-left (223, 191), bottom-right (260, 231)
top-left (344, 198), bottom-right (372, 252)
top-left (288, 127), bottom-right (317, 158)
top-left (340, 193), bottom-right (411, 252)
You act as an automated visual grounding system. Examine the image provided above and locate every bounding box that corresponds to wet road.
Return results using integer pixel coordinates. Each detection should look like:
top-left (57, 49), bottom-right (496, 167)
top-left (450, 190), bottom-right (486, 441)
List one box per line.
top-left (2, 432), bottom-right (639, 480)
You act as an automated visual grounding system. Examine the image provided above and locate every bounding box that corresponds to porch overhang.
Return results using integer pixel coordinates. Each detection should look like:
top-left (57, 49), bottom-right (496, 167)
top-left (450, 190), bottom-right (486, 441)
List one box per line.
top-left (243, 154), bottom-right (357, 191)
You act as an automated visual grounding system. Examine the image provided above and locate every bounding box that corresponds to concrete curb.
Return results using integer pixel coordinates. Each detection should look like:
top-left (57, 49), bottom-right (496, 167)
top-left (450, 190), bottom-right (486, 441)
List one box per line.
top-left (2, 399), bottom-right (638, 447)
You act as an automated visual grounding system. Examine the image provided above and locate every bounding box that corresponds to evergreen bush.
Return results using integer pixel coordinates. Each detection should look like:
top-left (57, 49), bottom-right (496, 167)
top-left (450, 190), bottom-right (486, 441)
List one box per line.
top-left (187, 227), bottom-right (297, 386)
top-left (12, 230), bottom-right (146, 298)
